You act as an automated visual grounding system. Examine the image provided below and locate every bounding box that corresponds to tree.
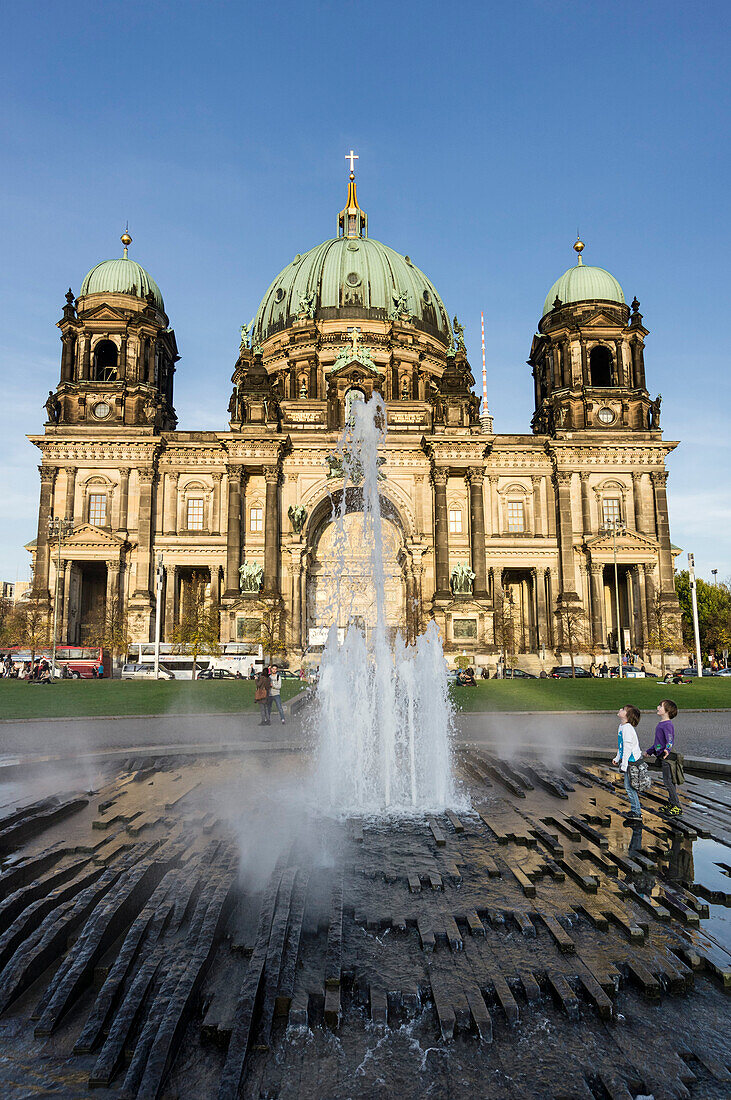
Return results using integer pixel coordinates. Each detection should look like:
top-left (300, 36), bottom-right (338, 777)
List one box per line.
top-left (646, 587), bottom-right (683, 676)
top-left (675, 570), bottom-right (731, 659)
top-left (0, 598), bottom-right (50, 663)
top-left (171, 571), bottom-right (221, 679)
top-left (493, 588), bottom-right (518, 675)
top-left (554, 600), bottom-right (590, 676)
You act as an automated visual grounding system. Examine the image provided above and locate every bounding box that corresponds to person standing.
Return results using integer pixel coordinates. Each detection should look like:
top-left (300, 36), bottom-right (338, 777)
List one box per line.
top-left (645, 699), bottom-right (682, 816)
top-left (255, 668), bottom-right (271, 726)
top-left (612, 704), bottom-right (643, 822)
top-left (267, 664), bottom-right (286, 724)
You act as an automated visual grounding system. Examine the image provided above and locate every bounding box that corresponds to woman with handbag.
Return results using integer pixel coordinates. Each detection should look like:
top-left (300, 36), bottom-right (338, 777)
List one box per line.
top-left (255, 669), bottom-right (271, 726)
top-left (612, 705), bottom-right (648, 822)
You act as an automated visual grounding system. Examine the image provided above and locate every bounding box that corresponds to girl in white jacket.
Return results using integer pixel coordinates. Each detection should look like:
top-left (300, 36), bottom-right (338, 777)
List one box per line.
top-left (612, 705), bottom-right (643, 820)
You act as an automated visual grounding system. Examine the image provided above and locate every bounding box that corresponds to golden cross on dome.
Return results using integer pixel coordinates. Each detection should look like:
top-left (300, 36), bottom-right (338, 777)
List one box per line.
top-left (345, 149), bottom-right (359, 174)
top-left (347, 326), bottom-right (361, 358)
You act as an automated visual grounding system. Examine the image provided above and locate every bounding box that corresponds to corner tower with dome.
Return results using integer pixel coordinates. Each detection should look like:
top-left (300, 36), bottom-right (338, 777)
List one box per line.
top-left (26, 170), bottom-right (683, 672)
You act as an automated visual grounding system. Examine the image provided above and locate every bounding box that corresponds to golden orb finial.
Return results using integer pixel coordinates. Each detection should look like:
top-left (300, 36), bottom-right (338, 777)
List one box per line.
top-left (121, 225), bottom-right (132, 259)
top-left (573, 234), bottom-right (584, 265)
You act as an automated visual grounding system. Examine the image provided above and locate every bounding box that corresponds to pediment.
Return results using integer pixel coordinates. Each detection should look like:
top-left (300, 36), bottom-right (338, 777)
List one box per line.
top-left (60, 523), bottom-right (127, 549)
top-left (578, 309), bottom-right (625, 329)
top-left (585, 528), bottom-right (658, 554)
top-left (83, 304), bottom-right (129, 322)
top-left (328, 360), bottom-right (381, 381)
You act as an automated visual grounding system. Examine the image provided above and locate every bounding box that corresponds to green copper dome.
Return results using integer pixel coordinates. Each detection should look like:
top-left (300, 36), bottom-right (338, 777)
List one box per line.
top-left (80, 257), bottom-right (164, 312)
top-left (543, 262), bottom-right (624, 318)
top-left (254, 235), bottom-right (452, 345)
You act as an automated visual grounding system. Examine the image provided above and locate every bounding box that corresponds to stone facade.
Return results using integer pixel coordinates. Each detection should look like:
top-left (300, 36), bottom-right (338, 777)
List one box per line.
top-left (27, 196), bottom-right (683, 671)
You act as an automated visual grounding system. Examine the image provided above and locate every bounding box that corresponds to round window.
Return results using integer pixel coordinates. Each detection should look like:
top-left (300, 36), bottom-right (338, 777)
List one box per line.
top-left (422, 289), bottom-right (431, 303)
top-left (93, 402), bottom-right (111, 420)
top-left (346, 272), bottom-right (361, 287)
top-left (597, 406), bottom-right (615, 425)
top-left (274, 287), bottom-right (285, 303)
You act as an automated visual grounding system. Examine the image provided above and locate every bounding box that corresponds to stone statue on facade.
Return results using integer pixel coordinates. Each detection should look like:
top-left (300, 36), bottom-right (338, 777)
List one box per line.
top-left (390, 288), bottom-right (410, 320)
top-left (450, 562), bottom-right (475, 596)
top-left (44, 391), bottom-right (60, 424)
top-left (400, 376), bottom-right (411, 400)
top-left (452, 316), bottom-right (466, 353)
top-left (288, 504), bottom-right (307, 534)
top-left (239, 321), bottom-right (252, 355)
top-left (650, 393), bottom-right (662, 429)
top-left (299, 377), bottom-right (308, 398)
top-left (239, 560), bottom-right (263, 593)
top-left (228, 388), bottom-right (238, 417)
top-left (298, 289), bottom-right (316, 318)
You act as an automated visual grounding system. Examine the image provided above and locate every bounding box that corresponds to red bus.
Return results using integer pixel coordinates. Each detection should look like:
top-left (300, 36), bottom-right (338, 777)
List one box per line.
top-left (5, 646), bottom-right (110, 679)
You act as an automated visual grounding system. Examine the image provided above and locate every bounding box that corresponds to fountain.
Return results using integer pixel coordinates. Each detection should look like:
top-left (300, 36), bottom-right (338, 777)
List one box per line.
top-left (315, 393), bottom-right (458, 814)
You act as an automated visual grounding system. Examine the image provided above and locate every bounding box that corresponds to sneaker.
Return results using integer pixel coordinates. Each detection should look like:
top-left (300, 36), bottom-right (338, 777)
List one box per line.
top-left (281, 718), bottom-right (286, 724)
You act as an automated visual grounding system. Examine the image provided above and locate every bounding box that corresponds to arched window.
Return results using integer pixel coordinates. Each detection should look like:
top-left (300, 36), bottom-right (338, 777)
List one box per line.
top-left (345, 387), bottom-right (365, 424)
top-left (589, 345), bottom-right (612, 387)
top-left (93, 340), bottom-right (118, 381)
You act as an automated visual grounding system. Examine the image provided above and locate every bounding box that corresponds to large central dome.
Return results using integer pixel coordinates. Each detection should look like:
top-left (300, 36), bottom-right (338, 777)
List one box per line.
top-left (253, 174), bottom-right (452, 347)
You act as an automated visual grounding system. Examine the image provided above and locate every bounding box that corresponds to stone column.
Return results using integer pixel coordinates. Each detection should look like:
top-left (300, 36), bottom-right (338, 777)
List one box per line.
top-left (164, 472), bottom-right (179, 535)
top-left (553, 471), bottom-right (579, 600)
top-left (631, 472), bottom-right (646, 533)
top-left (81, 335), bottom-right (91, 381)
top-left (651, 471), bottom-right (675, 595)
top-left (132, 466), bottom-right (155, 598)
top-left (262, 465), bottom-right (281, 596)
top-left (614, 339), bottom-right (625, 386)
top-left (119, 335), bottom-right (128, 381)
top-left (118, 468), bottom-right (130, 532)
top-left (579, 473), bottom-right (592, 537)
top-left (467, 467), bottom-right (488, 598)
top-left (106, 560), bottom-right (120, 617)
top-left (643, 564), bottom-right (656, 639)
top-left (147, 338), bottom-right (157, 385)
top-left (637, 564), bottom-right (649, 648)
top-left (33, 466), bottom-right (56, 599)
top-left (164, 564), bottom-right (177, 639)
top-left (61, 560), bottom-right (73, 643)
top-left (532, 476), bottom-right (544, 537)
top-left (589, 563), bottom-right (605, 646)
top-left (545, 569), bottom-right (555, 647)
top-left (432, 467), bottom-right (450, 599)
top-left (225, 468), bottom-right (243, 596)
top-left (60, 333), bottom-right (74, 382)
top-left (531, 567), bottom-right (543, 651)
top-left (211, 472), bottom-right (222, 535)
top-left (405, 566), bottom-right (416, 643)
top-left (63, 466), bottom-right (76, 522)
top-left (413, 474), bottom-right (425, 536)
top-left (489, 475), bottom-right (500, 536)
top-left (290, 549), bottom-right (303, 650)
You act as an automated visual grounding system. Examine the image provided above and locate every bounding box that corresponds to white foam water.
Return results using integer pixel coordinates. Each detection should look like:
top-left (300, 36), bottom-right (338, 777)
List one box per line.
top-left (315, 393), bottom-right (458, 815)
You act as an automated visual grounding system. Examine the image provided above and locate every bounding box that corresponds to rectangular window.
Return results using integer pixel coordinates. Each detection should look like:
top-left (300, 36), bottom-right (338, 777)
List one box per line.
top-left (448, 508), bottom-right (463, 535)
top-left (250, 507), bottom-right (263, 533)
top-left (88, 493), bottom-right (107, 526)
top-left (602, 497), bottom-right (622, 527)
top-left (507, 500), bottom-right (525, 533)
top-left (186, 498), bottom-right (205, 530)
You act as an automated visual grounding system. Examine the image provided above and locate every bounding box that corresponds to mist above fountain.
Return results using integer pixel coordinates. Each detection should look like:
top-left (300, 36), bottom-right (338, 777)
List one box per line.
top-left (315, 393), bottom-right (458, 815)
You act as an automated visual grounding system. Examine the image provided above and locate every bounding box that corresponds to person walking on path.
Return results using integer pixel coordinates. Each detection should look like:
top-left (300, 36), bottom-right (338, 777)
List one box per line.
top-left (255, 669), bottom-right (271, 726)
top-left (612, 704), bottom-right (644, 822)
top-left (267, 664), bottom-right (286, 724)
top-left (645, 699), bottom-right (683, 816)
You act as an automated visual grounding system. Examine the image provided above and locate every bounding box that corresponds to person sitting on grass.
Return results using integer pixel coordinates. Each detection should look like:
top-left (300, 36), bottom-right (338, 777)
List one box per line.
top-left (463, 667), bottom-right (476, 686)
top-left (645, 699), bottom-right (682, 816)
top-left (612, 704), bottom-right (643, 822)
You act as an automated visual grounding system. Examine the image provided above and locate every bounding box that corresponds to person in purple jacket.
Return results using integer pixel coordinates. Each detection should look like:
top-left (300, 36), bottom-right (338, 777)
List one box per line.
top-left (645, 699), bottom-right (681, 815)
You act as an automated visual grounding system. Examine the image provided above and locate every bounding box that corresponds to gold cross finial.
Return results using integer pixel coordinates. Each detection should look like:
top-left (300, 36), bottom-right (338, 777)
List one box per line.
top-left (345, 149), bottom-right (358, 174)
top-left (121, 223), bottom-right (132, 259)
top-left (347, 326), bottom-right (361, 358)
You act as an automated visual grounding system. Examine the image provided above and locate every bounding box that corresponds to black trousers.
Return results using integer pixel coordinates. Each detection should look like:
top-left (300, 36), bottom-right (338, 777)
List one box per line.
top-left (661, 759), bottom-right (680, 808)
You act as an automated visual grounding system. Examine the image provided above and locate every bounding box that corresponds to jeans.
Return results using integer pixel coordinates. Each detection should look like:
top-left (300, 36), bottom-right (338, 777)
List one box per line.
top-left (623, 769), bottom-right (642, 817)
top-left (661, 759), bottom-right (680, 808)
top-left (268, 693), bottom-right (285, 721)
top-left (258, 701), bottom-right (270, 725)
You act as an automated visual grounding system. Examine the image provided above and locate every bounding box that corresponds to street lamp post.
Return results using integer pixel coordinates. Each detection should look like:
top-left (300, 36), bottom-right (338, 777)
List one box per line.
top-left (154, 553), bottom-right (164, 679)
top-left (602, 519), bottom-right (627, 678)
top-left (48, 517), bottom-right (74, 678)
top-left (688, 553), bottom-right (703, 678)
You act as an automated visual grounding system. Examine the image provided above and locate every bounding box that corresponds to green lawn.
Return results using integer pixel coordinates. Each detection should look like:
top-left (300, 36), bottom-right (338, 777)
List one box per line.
top-left (0, 678), bottom-right (305, 721)
top-left (449, 676), bottom-right (731, 713)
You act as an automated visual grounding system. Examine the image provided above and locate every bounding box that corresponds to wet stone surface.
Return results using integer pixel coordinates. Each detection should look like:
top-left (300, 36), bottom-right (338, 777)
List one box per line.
top-left (0, 748), bottom-right (729, 1098)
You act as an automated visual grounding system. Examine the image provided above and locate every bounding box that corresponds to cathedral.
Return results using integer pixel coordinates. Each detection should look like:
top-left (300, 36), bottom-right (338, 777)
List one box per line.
top-left (28, 166), bottom-right (683, 670)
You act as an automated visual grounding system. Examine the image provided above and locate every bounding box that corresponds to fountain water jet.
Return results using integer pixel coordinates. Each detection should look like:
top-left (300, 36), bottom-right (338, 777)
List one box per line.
top-left (315, 393), bottom-right (459, 815)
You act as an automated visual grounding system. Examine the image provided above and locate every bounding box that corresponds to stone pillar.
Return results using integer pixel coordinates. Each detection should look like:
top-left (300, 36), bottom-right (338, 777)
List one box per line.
top-left (651, 471), bottom-right (675, 595)
top-left (147, 338), bottom-right (157, 385)
top-left (262, 465), bottom-right (281, 596)
top-left (413, 474), bottom-right (425, 536)
top-left (61, 560), bottom-right (73, 643)
top-left (132, 467), bottom-right (155, 598)
top-left (467, 467), bottom-right (488, 598)
top-left (225, 468), bottom-right (243, 596)
top-left (60, 333), bottom-right (74, 382)
top-left (211, 473), bottom-right (222, 535)
top-left (119, 335), bottom-right (128, 381)
top-left (545, 569), bottom-right (555, 647)
top-left (290, 549), bottom-right (303, 650)
top-left (106, 560), bottom-right (120, 618)
top-left (489, 475), bottom-right (500, 536)
top-left (118, 468), bottom-right (130, 532)
top-left (81, 335), bottom-right (91, 380)
top-left (432, 467), bottom-right (450, 599)
top-left (580, 340), bottom-right (588, 386)
top-left (643, 564), bottom-right (656, 640)
top-left (589, 563), bottom-right (605, 646)
top-left (532, 476), bottom-right (544, 537)
top-left (614, 339), bottom-right (625, 386)
top-left (64, 466), bottom-right (76, 522)
top-left (531, 567), bottom-right (543, 651)
top-left (164, 564), bottom-right (177, 639)
top-left (33, 466), bottom-right (56, 599)
top-left (405, 566), bottom-right (416, 643)
top-left (637, 564), bottom-right (649, 648)
top-left (631, 472), bottom-right (646, 533)
top-left (553, 471), bottom-right (579, 600)
top-left (164, 472), bottom-right (179, 536)
top-left (579, 473), bottom-right (592, 537)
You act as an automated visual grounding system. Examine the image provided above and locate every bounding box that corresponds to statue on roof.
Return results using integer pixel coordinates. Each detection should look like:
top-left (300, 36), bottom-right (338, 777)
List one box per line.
top-left (390, 289), bottom-right (409, 320)
top-left (44, 391), bottom-right (60, 424)
top-left (452, 316), bottom-right (466, 352)
top-left (239, 321), bottom-right (252, 355)
top-left (298, 289), bottom-right (316, 318)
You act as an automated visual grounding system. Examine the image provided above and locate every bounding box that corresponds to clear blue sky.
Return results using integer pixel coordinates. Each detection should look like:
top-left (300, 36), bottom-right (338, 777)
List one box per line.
top-left (1, 1), bottom-right (729, 583)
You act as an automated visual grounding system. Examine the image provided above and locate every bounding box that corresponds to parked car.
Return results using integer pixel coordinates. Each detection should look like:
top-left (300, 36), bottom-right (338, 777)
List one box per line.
top-left (502, 668), bottom-right (537, 679)
top-left (681, 667), bottom-right (714, 677)
top-left (121, 663), bottom-right (175, 680)
top-left (550, 665), bottom-right (591, 678)
top-left (197, 668), bottom-right (239, 680)
top-left (713, 668), bottom-right (731, 677)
